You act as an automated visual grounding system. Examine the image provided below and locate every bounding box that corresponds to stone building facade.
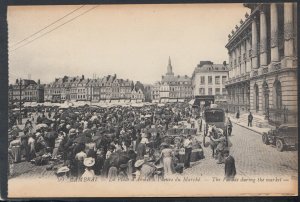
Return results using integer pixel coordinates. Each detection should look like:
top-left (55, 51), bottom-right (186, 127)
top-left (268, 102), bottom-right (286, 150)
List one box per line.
top-left (43, 74), bottom-right (146, 103)
top-left (225, 3), bottom-right (297, 124)
top-left (9, 79), bottom-right (44, 105)
top-left (191, 61), bottom-right (228, 105)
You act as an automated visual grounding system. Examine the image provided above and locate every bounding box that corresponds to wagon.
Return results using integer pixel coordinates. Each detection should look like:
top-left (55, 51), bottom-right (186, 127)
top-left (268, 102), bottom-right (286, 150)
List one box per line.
top-left (203, 106), bottom-right (227, 136)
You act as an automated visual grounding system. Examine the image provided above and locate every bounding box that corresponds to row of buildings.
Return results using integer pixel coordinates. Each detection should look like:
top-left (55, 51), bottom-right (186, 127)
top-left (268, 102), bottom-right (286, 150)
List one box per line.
top-left (225, 2), bottom-right (297, 124)
top-left (9, 58), bottom-right (230, 105)
top-left (43, 75), bottom-right (148, 103)
top-left (9, 75), bottom-right (149, 104)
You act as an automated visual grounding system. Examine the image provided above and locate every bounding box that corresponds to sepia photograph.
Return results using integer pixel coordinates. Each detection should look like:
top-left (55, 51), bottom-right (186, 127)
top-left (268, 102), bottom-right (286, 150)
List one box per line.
top-left (6, 2), bottom-right (298, 197)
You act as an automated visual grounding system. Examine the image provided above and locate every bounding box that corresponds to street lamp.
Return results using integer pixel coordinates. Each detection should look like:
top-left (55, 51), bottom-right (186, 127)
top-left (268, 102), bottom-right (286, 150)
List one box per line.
top-left (19, 78), bottom-right (23, 125)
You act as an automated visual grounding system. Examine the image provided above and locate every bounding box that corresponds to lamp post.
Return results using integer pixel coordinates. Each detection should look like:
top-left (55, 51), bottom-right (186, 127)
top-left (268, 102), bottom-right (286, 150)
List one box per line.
top-left (19, 78), bottom-right (23, 125)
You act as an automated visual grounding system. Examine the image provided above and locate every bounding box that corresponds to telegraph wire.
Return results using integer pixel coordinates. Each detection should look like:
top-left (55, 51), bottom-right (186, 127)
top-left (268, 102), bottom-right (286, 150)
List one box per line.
top-left (10, 5), bottom-right (98, 52)
top-left (10, 5), bottom-right (85, 48)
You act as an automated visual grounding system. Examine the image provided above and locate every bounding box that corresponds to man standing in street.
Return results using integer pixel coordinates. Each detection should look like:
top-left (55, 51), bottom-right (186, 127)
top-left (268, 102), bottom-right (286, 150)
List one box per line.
top-left (183, 134), bottom-right (192, 169)
top-left (226, 117), bottom-right (233, 136)
top-left (224, 149), bottom-right (236, 181)
top-left (248, 112), bottom-right (253, 127)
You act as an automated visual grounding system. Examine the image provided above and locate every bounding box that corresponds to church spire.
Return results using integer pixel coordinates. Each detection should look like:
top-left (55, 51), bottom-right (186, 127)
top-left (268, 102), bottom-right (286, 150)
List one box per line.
top-left (167, 56), bottom-right (174, 76)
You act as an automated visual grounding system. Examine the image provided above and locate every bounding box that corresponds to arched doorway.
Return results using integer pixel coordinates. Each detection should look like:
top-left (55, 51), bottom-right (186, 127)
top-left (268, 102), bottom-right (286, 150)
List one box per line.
top-left (273, 80), bottom-right (282, 109)
top-left (254, 84), bottom-right (259, 112)
top-left (263, 81), bottom-right (270, 116)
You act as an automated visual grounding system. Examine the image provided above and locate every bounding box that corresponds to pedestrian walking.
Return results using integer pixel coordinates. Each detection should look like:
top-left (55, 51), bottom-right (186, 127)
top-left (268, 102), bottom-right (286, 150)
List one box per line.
top-left (226, 117), bottom-right (233, 136)
top-left (236, 109), bottom-right (240, 123)
top-left (224, 149), bottom-right (236, 181)
top-left (248, 112), bottom-right (253, 127)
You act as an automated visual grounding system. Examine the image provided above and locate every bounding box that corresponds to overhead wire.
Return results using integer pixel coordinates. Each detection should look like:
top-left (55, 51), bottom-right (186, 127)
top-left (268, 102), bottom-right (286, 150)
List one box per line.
top-left (10, 5), bottom-right (86, 48)
top-left (10, 5), bottom-right (98, 52)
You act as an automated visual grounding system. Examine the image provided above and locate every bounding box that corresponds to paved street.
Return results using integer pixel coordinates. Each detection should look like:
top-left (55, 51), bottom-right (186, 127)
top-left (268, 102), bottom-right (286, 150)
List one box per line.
top-left (183, 122), bottom-right (298, 179)
top-left (10, 119), bottom-right (298, 180)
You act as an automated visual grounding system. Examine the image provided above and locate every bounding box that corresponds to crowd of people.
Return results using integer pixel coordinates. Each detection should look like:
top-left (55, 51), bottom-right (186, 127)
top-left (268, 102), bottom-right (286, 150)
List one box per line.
top-left (9, 102), bottom-right (213, 181)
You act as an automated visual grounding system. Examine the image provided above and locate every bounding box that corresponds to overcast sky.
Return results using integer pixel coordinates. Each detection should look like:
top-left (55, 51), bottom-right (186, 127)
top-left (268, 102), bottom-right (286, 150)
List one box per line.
top-left (8, 4), bottom-right (249, 85)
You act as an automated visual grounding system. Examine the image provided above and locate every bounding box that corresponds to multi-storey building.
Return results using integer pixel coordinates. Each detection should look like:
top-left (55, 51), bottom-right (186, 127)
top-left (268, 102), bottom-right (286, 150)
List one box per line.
top-left (158, 57), bottom-right (193, 103)
top-left (9, 79), bottom-right (44, 105)
top-left (151, 82), bottom-right (160, 102)
top-left (191, 61), bottom-right (228, 106)
top-left (225, 3), bottom-right (297, 124)
top-left (19, 74), bottom-right (147, 103)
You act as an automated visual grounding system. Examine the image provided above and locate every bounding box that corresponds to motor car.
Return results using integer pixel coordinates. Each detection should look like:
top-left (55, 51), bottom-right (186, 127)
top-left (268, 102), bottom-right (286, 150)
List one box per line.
top-left (262, 124), bottom-right (298, 152)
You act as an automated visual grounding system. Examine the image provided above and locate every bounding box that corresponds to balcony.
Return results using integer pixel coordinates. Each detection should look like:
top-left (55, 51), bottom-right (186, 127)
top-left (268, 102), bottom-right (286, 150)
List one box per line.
top-left (271, 62), bottom-right (281, 72)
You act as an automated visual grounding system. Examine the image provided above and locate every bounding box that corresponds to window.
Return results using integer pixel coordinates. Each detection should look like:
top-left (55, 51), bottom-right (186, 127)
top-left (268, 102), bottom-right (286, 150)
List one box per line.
top-left (208, 76), bottom-right (212, 84)
top-left (215, 76), bottom-right (220, 84)
top-left (200, 76), bottom-right (205, 85)
top-left (199, 88), bottom-right (205, 95)
top-left (215, 88), bottom-right (220, 95)
top-left (222, 76), bottom-right (227, 84)
top-left (208, 88), bottom-right (213, 95)
top-left (222, 88), bottom-right (227, 95)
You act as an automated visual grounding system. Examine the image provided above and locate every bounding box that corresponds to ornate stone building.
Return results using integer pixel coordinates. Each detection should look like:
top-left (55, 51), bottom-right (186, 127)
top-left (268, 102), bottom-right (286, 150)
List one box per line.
top-left (225, 3), bottom-right (297, 124)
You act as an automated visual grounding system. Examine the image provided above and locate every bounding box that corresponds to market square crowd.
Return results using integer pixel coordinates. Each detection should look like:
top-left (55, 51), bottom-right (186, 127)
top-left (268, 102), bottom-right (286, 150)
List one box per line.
top-left (8, 102), bottom-right (236, 181)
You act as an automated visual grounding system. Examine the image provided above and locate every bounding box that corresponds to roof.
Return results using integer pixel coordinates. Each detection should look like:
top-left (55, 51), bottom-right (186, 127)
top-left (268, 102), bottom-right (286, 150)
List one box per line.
top-left (161, 75), bottom-right (191, 83)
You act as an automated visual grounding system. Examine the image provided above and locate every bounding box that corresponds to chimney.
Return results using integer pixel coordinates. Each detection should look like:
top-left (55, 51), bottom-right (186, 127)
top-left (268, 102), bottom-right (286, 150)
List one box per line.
top-left (223, 61), bottom-right (227, 66)
top-left (38, 79), bottom-right (40, 84)
top-left (82, 75), bottom-right (84, 80)
top-left (16, 79), bottom-right (19, 84)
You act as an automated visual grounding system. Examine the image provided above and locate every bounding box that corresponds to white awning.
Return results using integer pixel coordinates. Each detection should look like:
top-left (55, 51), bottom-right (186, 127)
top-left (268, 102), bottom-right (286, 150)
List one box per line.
top-left (188, 99), bottom-right (195, 105)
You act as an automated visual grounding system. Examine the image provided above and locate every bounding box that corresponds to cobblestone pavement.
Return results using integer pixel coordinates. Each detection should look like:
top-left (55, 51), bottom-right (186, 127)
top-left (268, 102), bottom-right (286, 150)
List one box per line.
top-left (10, 121), bottom-right (298, 180)
top-left (182, 122), bottom-right (298, 179)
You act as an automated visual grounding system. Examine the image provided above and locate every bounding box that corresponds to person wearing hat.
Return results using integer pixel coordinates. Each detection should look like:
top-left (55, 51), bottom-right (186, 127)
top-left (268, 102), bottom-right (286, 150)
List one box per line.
top-left (133, 159), bottom-right (144, 181)
top-left (118, 163), bottom-right (129, 181)
top-left (224, 149), bottom-right (236, 180)
top-left (81, 157), bottom-right (95, 178)
top-left (56, 166), bottom-right (70, 178)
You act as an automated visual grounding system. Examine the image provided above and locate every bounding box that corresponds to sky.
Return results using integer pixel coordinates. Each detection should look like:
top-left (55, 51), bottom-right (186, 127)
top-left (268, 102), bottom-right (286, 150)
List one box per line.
top-left (8, 4), bottom-right (250, 85)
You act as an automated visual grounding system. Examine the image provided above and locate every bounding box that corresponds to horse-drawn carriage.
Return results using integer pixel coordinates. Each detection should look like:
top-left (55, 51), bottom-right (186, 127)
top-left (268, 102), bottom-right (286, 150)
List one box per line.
top-left (203, 106), bottom-right (227, 136)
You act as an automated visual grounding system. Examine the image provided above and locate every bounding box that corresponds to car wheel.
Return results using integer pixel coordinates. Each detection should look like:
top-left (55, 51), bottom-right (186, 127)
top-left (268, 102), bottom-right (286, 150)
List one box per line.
top-left (262, 134), bottom-right (269, 145)
top-left (276, 139), bottom-right (284, 152)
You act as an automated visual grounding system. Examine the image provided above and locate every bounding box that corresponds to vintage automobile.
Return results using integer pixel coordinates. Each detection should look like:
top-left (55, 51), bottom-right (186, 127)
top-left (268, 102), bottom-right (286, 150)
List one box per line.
top-left (262, 124), bottom-right (298, 152)
top-left (203, 105), bottom-right (227, 136)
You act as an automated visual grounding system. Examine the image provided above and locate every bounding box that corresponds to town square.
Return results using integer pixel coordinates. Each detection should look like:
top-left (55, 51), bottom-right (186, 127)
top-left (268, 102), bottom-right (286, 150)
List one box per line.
top-left (7, 2), bottom-right (297, 193)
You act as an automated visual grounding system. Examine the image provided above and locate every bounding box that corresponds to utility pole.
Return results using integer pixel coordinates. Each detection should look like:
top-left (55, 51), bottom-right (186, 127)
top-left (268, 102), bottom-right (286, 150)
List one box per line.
top-left (19, 78), bottom-right (22, 124)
